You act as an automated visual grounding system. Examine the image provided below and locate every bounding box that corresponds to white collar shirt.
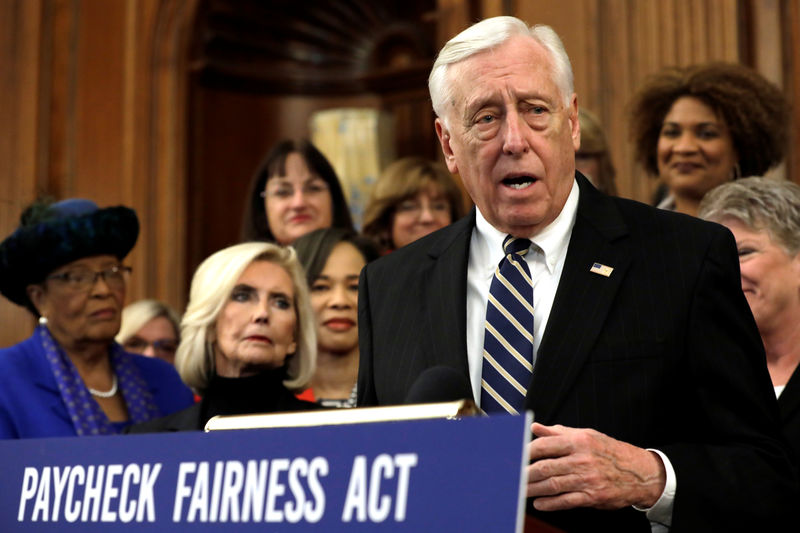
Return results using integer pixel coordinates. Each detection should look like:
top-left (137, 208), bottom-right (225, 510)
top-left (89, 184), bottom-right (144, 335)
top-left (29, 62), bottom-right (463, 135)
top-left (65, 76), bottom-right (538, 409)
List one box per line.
top-left (465, 179), bottom-right (579, 403)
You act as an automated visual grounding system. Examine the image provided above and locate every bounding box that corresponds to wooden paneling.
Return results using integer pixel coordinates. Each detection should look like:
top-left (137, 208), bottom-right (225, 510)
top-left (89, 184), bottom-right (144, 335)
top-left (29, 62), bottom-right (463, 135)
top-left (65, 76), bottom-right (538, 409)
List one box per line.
top-left (783, 0), bottom-right (800, 184)
top-left (514, 0), bottom-right (741, 203)
top-left (187, 87), bottom-right (383, 276)
top-left (0, 0), bottom-right (797, 347)
top-left (0, 0), bottom-right (197, 346)
top-left (0, 0), bottom-right (44, 344)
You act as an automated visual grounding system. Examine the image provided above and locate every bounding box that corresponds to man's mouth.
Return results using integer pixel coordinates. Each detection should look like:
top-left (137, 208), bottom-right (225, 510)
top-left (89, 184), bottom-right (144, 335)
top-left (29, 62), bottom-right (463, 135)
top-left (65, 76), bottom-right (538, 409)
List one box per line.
top-left (502, 175), bottom-right (537, 190)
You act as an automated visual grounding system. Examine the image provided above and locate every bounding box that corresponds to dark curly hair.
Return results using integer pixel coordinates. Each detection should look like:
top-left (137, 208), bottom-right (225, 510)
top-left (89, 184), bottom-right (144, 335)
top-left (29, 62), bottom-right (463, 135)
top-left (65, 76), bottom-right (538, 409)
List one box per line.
top-left (628, 62), bottom-right (789, 178)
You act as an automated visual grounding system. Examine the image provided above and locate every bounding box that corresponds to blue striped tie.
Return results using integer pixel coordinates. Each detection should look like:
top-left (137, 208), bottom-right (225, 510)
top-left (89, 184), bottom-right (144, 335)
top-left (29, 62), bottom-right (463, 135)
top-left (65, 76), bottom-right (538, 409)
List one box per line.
top-left (481, 235), bottom-right (534, 414)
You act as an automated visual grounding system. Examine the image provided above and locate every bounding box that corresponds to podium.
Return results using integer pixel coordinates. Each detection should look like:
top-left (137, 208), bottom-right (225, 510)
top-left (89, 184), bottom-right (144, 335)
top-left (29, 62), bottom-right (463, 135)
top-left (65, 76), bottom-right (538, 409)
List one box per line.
top-left (1, 410), bottom-right (537, 532)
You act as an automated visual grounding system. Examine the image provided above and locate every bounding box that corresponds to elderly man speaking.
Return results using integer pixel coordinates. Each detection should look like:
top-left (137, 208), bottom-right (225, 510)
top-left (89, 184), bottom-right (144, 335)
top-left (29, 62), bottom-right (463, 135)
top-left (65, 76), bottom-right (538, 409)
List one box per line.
top-left (357, 16), bottom-right (795, 532)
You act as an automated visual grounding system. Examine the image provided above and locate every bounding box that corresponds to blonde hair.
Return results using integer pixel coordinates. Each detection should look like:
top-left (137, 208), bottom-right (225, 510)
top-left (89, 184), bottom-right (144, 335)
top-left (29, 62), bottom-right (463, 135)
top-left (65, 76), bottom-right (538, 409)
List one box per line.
top-left (362, 157), bottom-right (464, 252)
top-left (116, 299), bottom-right (180, 345)
top-left (175, 242), bottom-right (316, 393)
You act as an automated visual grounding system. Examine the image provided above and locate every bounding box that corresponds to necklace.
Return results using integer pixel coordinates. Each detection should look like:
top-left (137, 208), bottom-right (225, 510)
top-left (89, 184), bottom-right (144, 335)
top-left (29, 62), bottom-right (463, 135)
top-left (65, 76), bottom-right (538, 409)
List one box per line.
top-left (88, 374), bottom-right (118, 398)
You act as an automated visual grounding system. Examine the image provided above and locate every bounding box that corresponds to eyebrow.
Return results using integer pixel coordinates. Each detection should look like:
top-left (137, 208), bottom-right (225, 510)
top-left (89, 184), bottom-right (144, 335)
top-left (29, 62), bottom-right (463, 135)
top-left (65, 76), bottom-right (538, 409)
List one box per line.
top-left (463, 91), bottom-right (554, 118)
top-left (270, 290), bottom-right (293, 301)
top-left (316, 274), bottom-right (360, 281)
top-left (268, 175), bottom-right (323, 186)
top-left (462, 94), bottom-right (501, 120)
top-left (662, 120), bottom-right (721, 127)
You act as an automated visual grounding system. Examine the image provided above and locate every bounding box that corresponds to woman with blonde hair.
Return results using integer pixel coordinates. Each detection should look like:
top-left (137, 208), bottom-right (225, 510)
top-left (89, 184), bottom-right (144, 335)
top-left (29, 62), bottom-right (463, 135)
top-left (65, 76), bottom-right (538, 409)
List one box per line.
top-left (362, 157), bottom-right (464, 254)
top-left (128, 242), bottom-right (319, 432)
top-left (116, 299), bottom-right (181, 365)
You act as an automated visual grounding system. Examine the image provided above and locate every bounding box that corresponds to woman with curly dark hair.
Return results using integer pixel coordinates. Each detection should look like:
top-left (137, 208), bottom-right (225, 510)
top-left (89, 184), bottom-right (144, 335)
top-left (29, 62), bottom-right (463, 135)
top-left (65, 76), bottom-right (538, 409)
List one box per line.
top-left (628, 62), bottom-right (789, 216)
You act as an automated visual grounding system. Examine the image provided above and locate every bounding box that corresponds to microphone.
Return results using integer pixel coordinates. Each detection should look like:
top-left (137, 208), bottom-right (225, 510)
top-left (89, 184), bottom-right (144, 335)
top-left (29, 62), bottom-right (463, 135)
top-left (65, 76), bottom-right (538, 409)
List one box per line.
top-left (404, 366), bottom-right (474, 404)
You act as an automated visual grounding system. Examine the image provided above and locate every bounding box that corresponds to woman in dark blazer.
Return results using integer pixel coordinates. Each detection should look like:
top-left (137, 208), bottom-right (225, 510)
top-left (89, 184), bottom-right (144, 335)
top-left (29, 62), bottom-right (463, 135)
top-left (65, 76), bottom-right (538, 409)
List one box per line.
top-left (129, 242), bottom-right (320, 433)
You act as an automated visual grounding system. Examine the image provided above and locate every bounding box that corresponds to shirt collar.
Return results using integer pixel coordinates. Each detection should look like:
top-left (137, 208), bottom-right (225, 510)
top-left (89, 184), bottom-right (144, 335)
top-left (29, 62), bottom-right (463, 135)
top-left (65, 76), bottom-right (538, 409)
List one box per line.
top-left (474, 179), bottom-right (579, 275)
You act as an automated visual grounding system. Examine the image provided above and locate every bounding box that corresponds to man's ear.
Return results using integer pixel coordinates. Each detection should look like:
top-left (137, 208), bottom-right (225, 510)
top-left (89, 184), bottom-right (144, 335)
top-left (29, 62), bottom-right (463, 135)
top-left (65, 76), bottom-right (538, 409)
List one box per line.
top-left (569, 95), bottom-right (580, 151)
top-left (435, 118), bottom-right (459, 174)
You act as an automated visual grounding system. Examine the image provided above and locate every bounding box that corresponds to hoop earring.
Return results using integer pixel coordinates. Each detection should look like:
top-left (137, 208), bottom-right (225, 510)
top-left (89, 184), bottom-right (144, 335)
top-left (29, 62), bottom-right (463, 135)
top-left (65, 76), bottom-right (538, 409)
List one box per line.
top-left (732, 162), bottom-right (742, 180)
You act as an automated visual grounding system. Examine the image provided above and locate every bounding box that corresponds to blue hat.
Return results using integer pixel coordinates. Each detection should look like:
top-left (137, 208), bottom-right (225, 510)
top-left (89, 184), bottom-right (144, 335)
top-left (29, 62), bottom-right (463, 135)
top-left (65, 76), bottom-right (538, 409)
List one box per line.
top-left (0, 198), bottom-right (139, 312)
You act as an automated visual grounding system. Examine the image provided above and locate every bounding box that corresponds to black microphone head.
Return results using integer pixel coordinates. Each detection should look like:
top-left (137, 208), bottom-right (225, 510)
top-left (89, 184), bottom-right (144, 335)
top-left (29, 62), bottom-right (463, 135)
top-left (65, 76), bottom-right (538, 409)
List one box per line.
top-left (405, 366), bottom-right (474, 404)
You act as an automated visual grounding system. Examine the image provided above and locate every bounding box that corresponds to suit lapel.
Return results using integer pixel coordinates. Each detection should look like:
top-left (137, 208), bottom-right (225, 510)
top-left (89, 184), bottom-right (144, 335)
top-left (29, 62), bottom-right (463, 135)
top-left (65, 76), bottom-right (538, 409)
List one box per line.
top-left (528, 175), bottom-right (631, 424)
top-left (422, 210), bottom-right (474, 375)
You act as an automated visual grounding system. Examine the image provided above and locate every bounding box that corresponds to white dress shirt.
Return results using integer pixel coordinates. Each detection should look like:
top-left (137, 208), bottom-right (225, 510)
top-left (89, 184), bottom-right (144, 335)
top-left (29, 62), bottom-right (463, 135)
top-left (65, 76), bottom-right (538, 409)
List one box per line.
top-left (465, 179), bottom-right (675, 530)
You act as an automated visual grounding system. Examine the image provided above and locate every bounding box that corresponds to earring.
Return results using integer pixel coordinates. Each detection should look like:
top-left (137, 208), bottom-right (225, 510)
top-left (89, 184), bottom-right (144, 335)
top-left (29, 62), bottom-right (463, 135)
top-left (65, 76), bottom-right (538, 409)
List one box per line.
top-left (38, 316), bottom-right (48, 326)
top-left (732, 162), bottom-right (742, 180)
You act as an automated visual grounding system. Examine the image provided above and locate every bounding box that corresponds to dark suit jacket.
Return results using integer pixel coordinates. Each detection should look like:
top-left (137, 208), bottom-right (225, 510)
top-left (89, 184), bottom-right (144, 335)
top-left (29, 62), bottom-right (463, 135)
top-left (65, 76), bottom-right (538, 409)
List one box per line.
top-left (780, 368), bottom-right (800, 464)
top-left (358, 174), bottom-right (796, 531)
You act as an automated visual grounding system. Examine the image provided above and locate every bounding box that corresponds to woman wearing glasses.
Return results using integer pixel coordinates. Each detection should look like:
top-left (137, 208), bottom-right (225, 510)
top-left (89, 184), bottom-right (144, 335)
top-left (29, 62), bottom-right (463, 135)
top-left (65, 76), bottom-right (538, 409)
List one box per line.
top-left (362, 157), bottom-right (464, 254)
top-left (117, 299), bottom-right (181, 365)
top-left (241, 139), bottom-right (354, 245)
top-left (0, 198), bottom-right (194, 439)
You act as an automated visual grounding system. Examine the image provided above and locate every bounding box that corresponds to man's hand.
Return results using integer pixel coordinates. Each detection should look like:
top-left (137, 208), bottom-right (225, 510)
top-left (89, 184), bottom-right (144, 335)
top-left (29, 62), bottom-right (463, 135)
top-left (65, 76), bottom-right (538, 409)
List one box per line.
top-left (526, 423), bottom-right (666, 511)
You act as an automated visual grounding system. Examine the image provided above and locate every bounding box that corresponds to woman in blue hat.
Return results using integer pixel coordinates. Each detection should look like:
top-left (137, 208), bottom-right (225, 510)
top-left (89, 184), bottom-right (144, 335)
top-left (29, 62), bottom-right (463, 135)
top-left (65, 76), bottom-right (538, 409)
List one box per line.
top-left (0, 198), bottom-right (194, 438)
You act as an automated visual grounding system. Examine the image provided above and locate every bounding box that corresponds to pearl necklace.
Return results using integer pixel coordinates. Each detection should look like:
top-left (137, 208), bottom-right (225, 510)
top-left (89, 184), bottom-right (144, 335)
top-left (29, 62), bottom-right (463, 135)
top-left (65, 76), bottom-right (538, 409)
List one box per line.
top-left (88, 374), bottom-right (118, 398)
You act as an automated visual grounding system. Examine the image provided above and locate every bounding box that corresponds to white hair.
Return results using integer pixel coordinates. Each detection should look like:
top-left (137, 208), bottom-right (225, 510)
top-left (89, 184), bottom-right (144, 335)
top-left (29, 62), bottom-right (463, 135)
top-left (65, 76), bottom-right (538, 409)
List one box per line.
top-left (175, 242), bottom-right (316, 394)
top-left (428, 16), bottom-right (574, 126)
top-left (116, 299), bottom-right (180, 345)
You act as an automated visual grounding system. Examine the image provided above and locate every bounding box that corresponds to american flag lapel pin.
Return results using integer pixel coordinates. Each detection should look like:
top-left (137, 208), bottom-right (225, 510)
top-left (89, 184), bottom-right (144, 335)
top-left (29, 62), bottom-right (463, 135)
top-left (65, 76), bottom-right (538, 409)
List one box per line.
top-left (590, 262), bottom-right (614, 277)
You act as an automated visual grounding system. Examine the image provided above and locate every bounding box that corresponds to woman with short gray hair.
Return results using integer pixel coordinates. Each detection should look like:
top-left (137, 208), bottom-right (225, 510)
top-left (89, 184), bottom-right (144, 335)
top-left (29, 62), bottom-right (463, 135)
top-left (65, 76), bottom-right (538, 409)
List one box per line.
top-left (699, 177), bottom-right (800, 459)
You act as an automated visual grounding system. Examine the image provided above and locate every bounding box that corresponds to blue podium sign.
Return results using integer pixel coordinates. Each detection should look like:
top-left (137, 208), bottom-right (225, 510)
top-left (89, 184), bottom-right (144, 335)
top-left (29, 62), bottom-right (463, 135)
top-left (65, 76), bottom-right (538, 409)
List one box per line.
top-left (1, 413), bottom-right (531, 532)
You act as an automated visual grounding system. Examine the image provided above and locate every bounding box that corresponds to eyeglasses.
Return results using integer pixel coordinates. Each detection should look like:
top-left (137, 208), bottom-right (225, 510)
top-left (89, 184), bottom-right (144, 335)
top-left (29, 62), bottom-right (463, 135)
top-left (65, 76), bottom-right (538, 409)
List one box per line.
top-left (46, 265), bottom-right (132, 292)
top-left (395, 199), bottom-right (451, 217)
top-left (260, 180), bottom-right (329, 199)
top-left (123, 337), bottom-right (178, 356)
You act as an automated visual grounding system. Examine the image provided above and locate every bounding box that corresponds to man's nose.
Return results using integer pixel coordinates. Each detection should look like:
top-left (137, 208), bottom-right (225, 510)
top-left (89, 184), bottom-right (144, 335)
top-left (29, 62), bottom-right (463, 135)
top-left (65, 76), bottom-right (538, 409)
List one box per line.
top-left (502, 112), bottom-right (529, 156)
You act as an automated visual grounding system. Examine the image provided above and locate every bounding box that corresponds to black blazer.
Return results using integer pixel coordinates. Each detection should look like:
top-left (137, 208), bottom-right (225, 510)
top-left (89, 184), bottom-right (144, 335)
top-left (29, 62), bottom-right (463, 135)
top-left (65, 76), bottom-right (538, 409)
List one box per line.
top-left (780, 368), bottom-right (800, 463)
top-left (358, 174), bottom-right (796, 531)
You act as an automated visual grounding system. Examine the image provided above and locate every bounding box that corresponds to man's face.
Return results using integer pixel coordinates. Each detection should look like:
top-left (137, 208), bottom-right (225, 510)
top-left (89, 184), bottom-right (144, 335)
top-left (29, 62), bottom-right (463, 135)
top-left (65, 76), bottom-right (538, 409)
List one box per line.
top-left (435, 35), bottom-right (579, 237)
